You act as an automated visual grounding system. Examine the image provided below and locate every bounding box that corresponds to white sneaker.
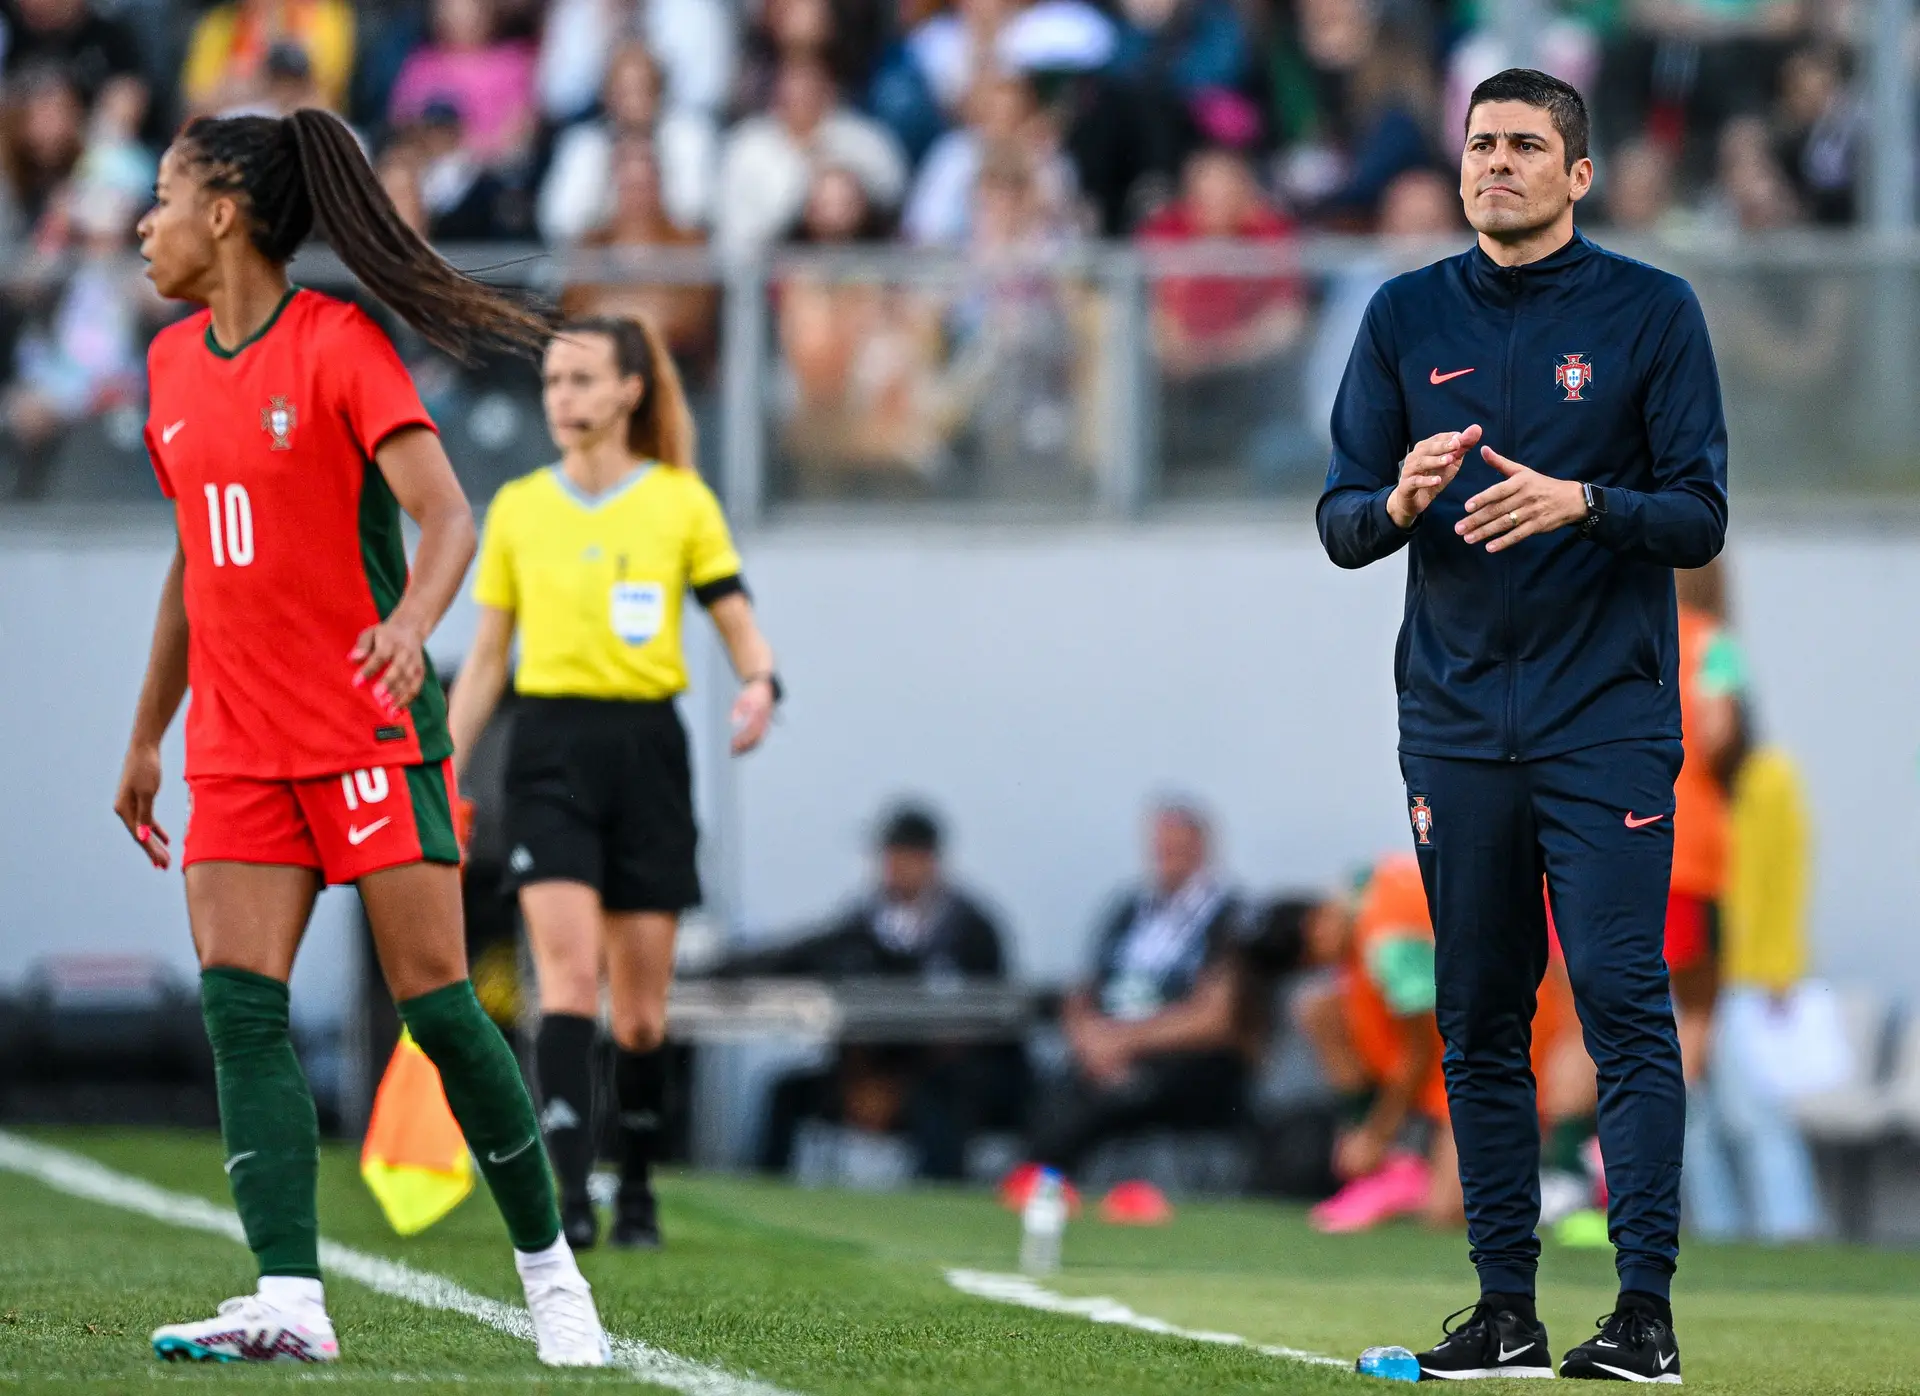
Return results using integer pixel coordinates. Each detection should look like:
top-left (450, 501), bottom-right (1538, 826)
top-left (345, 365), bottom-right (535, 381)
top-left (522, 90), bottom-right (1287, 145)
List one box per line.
top-left (151, 1294), bottom-right (339, 1363)
top-left (523, 1269), bottom-right (611, 1367)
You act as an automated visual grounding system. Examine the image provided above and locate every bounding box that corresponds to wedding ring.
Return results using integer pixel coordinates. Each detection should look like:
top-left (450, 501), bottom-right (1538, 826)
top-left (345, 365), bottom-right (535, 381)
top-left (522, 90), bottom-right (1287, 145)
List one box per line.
top-left (1508, 511), bottom-right (1520, 526)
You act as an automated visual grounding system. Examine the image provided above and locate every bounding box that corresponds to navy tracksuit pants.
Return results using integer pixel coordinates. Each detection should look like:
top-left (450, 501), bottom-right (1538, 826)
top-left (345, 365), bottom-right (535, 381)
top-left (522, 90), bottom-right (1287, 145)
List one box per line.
top-left (1401, 739), bottom-right (1687, 1299)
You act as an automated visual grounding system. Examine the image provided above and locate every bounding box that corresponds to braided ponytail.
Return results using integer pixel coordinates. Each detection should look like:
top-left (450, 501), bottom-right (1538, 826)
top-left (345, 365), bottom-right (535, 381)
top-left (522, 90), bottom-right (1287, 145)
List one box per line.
top-left (176, 109), bottom-right (547, 360)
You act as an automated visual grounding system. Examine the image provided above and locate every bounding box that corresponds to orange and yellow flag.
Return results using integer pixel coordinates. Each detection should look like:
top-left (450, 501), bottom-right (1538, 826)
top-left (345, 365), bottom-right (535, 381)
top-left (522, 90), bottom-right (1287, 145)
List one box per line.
top-left (360, 1029), bottom-right (474, 1235)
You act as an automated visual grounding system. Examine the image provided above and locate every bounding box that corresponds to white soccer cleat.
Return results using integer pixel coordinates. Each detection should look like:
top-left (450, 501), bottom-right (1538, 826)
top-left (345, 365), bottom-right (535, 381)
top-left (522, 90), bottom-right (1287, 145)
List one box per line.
top-left (151, 1294), bottom-right (339, 1364)
top-left (524, 1268), bottom-right (612, 1367)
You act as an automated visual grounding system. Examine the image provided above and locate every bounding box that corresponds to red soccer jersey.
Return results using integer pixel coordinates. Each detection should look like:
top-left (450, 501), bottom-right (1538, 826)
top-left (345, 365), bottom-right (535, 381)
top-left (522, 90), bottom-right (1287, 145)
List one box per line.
top-left (146, 287), bottom-right (452, 780)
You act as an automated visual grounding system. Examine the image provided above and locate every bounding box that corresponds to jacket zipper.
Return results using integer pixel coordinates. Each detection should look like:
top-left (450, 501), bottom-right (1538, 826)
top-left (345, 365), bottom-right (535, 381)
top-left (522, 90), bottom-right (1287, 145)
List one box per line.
top-left (1501, 268), bottom-right (1522, 761)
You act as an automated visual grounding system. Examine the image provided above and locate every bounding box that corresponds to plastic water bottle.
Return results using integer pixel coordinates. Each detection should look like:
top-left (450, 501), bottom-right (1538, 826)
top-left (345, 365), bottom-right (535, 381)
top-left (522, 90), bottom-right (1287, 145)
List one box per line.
top-left (1019, 1170), bottom-right (1067, 1275)
top-left (1356, 1346), bottom-right (1421, 1382)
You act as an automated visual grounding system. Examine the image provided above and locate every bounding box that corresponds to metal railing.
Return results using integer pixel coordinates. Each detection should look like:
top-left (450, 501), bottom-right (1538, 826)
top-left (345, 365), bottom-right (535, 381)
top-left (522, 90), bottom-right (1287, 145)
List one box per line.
top-left (4, 231), bottom-right (1919, 520)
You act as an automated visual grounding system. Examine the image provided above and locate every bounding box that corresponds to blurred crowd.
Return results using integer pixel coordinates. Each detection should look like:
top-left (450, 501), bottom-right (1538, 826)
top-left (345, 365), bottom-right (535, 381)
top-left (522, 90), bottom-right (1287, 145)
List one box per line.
top-left (0, 0), bottom-right (1873, 492)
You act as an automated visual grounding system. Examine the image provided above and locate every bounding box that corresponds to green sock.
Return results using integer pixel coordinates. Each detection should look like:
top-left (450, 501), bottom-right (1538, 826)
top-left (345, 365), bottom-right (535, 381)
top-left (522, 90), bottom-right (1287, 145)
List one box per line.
top-left (200, 968), bottom-right (320, 1280)
top-left (1547, 1115), bottom-right (1597, 1175)
top-left (399, 980), bottom-right (560, 1252)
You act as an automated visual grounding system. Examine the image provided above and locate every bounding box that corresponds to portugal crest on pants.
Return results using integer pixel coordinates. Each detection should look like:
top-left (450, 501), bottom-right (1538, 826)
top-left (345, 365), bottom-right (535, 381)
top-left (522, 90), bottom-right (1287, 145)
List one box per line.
top-left (262, 395), bottom-right (297, 450)
top-left (1409, 795), bottom-right (1434, 845)
top-left (1554, 353), bottom-right (1592, 401)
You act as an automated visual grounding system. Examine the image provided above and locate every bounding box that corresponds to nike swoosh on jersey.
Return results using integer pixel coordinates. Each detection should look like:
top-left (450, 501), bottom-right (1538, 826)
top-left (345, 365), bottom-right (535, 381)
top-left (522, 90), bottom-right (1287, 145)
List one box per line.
top-left (162, 420), bottom-right (186, 444)
top-left (347, 817), bottom-right (391, 846)
top-left (487, 1137), bottom-right (536, 1165)
top-left (1624, 812), bottom-right (1668, 829)
top-left (1430, 367), bottom-right (1476, 385)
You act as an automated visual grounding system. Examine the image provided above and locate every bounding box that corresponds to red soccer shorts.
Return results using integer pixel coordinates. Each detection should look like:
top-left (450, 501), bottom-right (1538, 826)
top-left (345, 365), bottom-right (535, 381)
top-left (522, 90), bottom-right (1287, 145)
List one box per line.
top-left (183, 759), bottom-right (461, 884)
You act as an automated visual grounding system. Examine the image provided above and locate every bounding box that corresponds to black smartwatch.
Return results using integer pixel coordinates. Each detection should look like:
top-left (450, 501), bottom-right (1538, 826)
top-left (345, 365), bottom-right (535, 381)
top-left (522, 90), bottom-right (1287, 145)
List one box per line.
top-left (747, 672), bottom-right (785, 704)
top-left (1580, 481), bottom-right (1609, 538)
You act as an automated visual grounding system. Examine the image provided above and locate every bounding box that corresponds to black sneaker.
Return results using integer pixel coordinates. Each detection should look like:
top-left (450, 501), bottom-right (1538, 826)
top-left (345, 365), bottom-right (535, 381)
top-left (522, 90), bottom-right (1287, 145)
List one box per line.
top-left (561, 1195), bottom-right (598, 1251)
top-left (1414, 1301), bottom-right (1555, 1380)
top-left (1560, 1303), bottom-right (1682, 1383)
top-left (609, 1180), bottom-right (662, 1250)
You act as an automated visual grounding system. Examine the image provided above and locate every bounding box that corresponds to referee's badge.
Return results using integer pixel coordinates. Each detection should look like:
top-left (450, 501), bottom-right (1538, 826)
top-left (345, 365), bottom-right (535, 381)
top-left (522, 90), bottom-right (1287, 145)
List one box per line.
top-left (1409, 795), bottom-right (1435, 846)
top-left (1554, 354), bottom-right (1592, 401)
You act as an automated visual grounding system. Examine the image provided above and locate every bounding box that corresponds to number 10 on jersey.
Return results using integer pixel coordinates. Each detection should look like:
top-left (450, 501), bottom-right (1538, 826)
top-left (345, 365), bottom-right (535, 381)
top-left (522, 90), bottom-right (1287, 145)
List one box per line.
top-left (203, 483), bottom-right (254, 566)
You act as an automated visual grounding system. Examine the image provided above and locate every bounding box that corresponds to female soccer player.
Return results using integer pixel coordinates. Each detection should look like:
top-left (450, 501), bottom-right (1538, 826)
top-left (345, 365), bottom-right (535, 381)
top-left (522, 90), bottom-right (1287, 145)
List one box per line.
top-left (447, 313), bottom-right (779, 1250)
top-left (113, 109), bottom-right (609, 1367)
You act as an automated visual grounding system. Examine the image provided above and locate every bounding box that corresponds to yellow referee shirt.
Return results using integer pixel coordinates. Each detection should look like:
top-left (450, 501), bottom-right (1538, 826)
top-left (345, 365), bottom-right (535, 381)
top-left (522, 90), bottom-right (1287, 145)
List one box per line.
top-left (473, 464), bottom-right (744, 700)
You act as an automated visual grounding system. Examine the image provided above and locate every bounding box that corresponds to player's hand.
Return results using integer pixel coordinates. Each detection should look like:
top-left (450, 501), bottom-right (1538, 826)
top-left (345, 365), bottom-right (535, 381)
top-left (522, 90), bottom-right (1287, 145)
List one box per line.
top-left (350, 615), bottom-right (428, 714)
top-left (1073, 1020), bottom-right (1134, 1087)
top-left (1386, 425), bottom-right (1480, 530)
top-left (729, 677), bottom-right (775, 756)
top-left (1334, 1125), bottom-right (1389, 1181)
top-left (1457, 447), bottom-right (1588, 552)
top-left (113, 741), bottom-right (171, 870)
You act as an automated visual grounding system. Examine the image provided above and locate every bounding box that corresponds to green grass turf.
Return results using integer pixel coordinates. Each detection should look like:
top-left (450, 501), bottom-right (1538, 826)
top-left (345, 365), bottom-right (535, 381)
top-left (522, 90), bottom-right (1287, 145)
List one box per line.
top-left (2, 1129), bottom-right (1918, 1394)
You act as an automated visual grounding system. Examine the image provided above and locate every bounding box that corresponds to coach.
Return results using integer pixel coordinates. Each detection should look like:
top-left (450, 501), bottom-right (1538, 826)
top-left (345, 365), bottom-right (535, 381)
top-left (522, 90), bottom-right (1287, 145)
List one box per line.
top-left (1319, 69), bottom-right (1726, 1383)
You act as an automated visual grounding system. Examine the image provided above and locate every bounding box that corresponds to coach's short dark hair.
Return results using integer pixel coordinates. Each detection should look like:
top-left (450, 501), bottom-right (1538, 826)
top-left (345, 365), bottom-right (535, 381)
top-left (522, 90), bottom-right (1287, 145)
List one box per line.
top-left (1466, 68), bottom-right (1589, 170)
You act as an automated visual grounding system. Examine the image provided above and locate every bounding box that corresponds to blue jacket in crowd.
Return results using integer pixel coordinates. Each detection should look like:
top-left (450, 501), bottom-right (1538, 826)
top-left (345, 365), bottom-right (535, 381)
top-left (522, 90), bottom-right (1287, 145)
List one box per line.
top-left (1317, 230), bottom-right (1728, 762)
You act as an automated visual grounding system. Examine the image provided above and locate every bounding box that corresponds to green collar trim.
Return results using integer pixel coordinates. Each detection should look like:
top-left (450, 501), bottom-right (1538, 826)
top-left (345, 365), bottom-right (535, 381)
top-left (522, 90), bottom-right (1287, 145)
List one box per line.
top-left (205, 285), bottom-right (299, 360)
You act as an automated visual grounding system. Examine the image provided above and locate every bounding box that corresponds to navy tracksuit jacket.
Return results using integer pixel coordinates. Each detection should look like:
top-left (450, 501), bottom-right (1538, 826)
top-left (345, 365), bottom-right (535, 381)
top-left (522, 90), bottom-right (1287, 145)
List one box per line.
top-left (1318, 231), bottom-right (1728, 1299)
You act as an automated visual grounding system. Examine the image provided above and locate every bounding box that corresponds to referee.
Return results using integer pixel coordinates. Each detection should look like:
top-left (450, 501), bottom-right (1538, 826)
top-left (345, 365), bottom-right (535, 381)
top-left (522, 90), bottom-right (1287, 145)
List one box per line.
top-left (449, 314), bottom-right (781, 1251)
top-left (1319, 71), bottom-right (1726, 1382)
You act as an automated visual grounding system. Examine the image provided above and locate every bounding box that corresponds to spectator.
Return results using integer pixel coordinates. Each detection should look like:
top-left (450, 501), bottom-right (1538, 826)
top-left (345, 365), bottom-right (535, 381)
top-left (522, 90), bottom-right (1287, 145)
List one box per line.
top-left (1103, 0), bottom-right (1257, 193)
top-left (902, 72), bottom-right (1075, 247)
top-left (218, 39), bottom-right (328, 119)
top-left (1315, 35), bottom-right (1438, 224)
top-left (937, 152), bottom-right (1090, 493)
top-left (1262, 0), bottom-right (1373, 208)
top-left (404, 98), bottom-right (528, 239)
top-left (725, 805), bottom-right (1019, 1181)
top-left (777, 166), bottom-right (944, 493)
top-left (1140, 146), bottom-right (1308, 485)
top-left (1026, 801), bottom-right (1253, 1179)
top-left (560, 136), bottom-right (718, 367)
top-left (539, 42), bottom-right (717, 243)
top-left (182, 0), bottom-right (355, 116)
top-left (1706, 114), bottom-right (1803, 232)
top-left (0, 65), bottom-right (85, 243)
top-left (864, 0), bottom-right (953, 164)
top-left (899, 0), bottom-right (1008, 117)
top-left (388, 0), bottom-right (537, 167)
top-left (736, 0), bottom-right (866, 120)
top-left (1599, 136), bottom-right (1682, 232)
top-left (1304, 167), bottom-right (1463, 450)
top-left (4, 181), bottom-right (148, 475)
top-left (376, 140), bottom-right (429, 238)
top-left (538, 0), bottom-right (736, 125)
top-left (1771, 42), bottom-right (1858, 225)
top-left (714, 54), bottom-right (906, 254)
top-left (0, 0), bottom-right (147, 123)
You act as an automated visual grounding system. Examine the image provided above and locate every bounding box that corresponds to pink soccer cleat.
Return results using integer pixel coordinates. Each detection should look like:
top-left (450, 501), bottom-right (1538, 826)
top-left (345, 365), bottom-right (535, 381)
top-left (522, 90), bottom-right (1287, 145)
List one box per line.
top-left (1309, 1153), bottom-right (1432, 1234)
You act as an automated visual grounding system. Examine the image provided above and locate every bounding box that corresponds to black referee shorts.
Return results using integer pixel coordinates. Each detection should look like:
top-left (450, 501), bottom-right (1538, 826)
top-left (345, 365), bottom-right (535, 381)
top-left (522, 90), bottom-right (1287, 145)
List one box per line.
top-left (502, 696), bottom-right (702, 914)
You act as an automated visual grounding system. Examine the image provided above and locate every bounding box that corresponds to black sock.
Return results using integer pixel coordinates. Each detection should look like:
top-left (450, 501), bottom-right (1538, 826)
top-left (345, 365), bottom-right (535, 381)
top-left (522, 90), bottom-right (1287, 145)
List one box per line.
top-left (535, 1013), bottom-right (598, 1204)
top-left (1619, 1289), bottom-right (1673, 1328)
top-left (1482, 1291), bottom-right (1538, 1326)
top-left (614, 1045), bottom-right (668, 1198)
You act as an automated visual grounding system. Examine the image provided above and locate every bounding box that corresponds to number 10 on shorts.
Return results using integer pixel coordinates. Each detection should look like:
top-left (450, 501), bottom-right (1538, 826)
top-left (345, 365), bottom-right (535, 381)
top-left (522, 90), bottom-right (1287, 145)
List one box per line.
top-left (340, 767), bottom-right (390, 811)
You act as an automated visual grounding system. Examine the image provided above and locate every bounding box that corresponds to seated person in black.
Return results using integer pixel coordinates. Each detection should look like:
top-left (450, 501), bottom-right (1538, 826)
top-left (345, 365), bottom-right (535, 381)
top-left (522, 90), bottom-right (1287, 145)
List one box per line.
top-left (727, 804), bottom-right (1020, 1178)
top-left (1032, 800), bottom-right (1252, 1176)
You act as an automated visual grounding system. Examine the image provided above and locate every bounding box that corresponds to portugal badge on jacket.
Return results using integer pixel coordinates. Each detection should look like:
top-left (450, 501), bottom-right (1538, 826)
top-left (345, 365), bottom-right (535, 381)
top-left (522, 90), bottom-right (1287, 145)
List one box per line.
top-left (1555, 353), bottom-right (1592, 401)
top-left (1409, 795), bottom-right (1434, 846)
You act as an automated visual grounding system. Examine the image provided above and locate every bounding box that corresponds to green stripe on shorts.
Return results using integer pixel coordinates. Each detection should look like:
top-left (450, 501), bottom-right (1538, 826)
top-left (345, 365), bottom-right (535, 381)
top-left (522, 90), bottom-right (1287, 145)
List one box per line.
top-left (406, 763), bottom-right (460, 865)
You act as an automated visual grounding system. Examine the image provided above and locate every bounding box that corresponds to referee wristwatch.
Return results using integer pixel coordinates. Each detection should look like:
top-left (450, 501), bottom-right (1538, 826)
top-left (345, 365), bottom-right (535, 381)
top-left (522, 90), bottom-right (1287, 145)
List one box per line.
top-left (746, 672), bottom-right (785, 704)
top-left (1579, 481), bottom-right (1609, 539)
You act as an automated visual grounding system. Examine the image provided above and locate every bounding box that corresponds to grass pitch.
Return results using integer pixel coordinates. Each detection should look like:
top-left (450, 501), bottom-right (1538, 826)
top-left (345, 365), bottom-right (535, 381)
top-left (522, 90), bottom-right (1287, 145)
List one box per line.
top-left (2, 1129), bottom-right (1917, 1394)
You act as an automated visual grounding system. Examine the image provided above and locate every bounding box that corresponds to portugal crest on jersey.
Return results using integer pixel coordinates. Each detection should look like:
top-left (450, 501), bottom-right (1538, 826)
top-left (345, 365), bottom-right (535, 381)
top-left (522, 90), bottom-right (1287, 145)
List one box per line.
top-left (1409, 795), bottom-right (1434, 845)
top-left (262, 395), bottom-right (297, 450)
top-left (1554, 353), bottom-right (1591, 401)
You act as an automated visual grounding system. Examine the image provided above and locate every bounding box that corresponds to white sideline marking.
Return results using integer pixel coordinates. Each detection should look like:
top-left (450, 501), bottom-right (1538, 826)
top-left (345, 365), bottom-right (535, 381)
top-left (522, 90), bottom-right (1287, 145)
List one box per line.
top-left (945, 1268), bottom-right (1347, 1369)
top-left (0, 1130), bottom-right (797, 1396)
